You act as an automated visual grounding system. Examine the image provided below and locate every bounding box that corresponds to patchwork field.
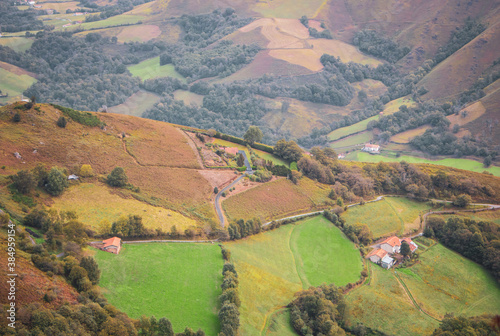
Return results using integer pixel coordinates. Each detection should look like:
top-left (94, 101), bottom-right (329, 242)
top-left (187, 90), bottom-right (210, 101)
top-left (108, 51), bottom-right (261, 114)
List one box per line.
top-left (346, 265), bottom-right (440, 335)
top-left (107, 90), bottom-right (161, 117)
top-left (350, 152), bottom-right (500, 177)
top-left (50, 183), bottom-right (197, 232)
top-left (343, 197), bottom-right (430, 238)
top-left (65, 14), bottom-right (145, 31)
top-left (390, 125), bottom-right (430, 144)
top-left (0, 63), bottom-right (37, 104)
top-left (127, 56), bottom-right (185, 81)
top-left (225, 215), bottom-right (363, 335)
top-left (95, 243), bottom-right (224, 335)
top-left (222, 178), bottom-right (329, 222)
top-left (0, 37), bottom-right (34, 52)
top-left (328, 115), bottom-right (378, 141)
top-left (398, 243), bottom-right (500, 319)
top-left (330, 131), bottom-right (373, 149)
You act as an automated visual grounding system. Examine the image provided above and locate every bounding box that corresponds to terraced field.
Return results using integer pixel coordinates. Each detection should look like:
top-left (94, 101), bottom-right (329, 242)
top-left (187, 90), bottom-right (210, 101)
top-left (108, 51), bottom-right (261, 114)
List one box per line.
top-left (225, 215), bottom-right (363, 335)
top-left (328, 115), bottom-right (378, 141)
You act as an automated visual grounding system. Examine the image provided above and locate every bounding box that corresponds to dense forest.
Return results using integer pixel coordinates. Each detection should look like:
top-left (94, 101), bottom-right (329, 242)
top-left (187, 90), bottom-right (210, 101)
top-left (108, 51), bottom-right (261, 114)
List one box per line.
top-left (0, 2), bottom-right (44, 32)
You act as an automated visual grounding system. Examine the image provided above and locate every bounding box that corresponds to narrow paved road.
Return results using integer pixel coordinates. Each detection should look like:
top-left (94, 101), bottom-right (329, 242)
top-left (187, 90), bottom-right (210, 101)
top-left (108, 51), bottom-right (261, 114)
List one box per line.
top-left (215, 150), bottom-right (253, 227)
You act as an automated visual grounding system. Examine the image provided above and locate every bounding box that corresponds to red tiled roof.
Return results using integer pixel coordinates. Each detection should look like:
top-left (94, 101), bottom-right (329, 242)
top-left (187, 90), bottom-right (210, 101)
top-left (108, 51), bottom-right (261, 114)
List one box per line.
top-left (366, 248), bottom-right (388, 259)
top-left (380, 236), bottom-right (401, 247)
top-left (402, 238), bottom-right (418, 252)
top-left (103, 237), bottom-right (121, 248)
top-left (364, 144), bottom-right (380, 149)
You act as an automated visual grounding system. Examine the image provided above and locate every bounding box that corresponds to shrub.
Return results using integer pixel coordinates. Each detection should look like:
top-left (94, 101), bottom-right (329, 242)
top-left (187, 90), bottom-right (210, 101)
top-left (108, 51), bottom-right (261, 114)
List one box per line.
top-left (79, 164), bottom-right (93, 177)
top-left (45, 167), bottom-right (68, 196)
top-left (57, 116), bottom-right (67, 128)
top-left (107, 167), bottom-right (128, 187)
top-left (13, 112), bottom-right (21, 122)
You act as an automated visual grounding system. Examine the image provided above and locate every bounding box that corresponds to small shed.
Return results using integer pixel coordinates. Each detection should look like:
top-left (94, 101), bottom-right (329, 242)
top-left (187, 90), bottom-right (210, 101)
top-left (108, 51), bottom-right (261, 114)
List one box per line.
top-left (102, 237), bottom-right (121, 254)
top-left (68, 174), bottom-right (79, 180)
top-left (381, 255), bottom-right (395, 269)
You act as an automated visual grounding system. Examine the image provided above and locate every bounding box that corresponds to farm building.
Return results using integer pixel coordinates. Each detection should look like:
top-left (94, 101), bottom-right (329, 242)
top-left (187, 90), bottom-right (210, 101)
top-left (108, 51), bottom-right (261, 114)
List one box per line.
top-left (101, 237), bottom-right (122, 254)
top-left (362, 144), bottom-right (380, 153)
top-left (401, 237), bottom-right (418, 253)
top-left (381, 255), bottom-right (395, 269)
top-left (380, 236), bottom-right (402, 253)
top-left (366, 248), bottom-right (388, 264)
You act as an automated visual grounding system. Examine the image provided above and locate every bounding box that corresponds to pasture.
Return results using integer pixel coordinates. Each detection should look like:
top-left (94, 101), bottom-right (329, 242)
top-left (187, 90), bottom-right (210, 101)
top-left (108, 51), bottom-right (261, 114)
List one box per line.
top-left (95, 243), bottom-right (224, 335)
top-left (127, 56), bottom-right (185, 81)
top-left (225, 215), bottom-right (362, 335)
top-left (398, 243), bottom-right (500, 318)
top-left (329, 131), bottom-right (373, 149)
top-left (264, 309), bottom-right (297, 336)
top-left (429, 210), bottom-right (500, 226)
top-left (50, 183), bottom-right (197, 232)
top-left (65, 14), bottom-right (145, 31)
top-left (0, 37), bottom-right (33, 52)
top-left (390, 125), bottom-right (430, 143)
top-left (0, 66), bottom-right (36, 104)
top-left (382, 96), bottom-right (416, 115)
top-left (173, 90), bottom-right (204, 106)
top-left (222, 178), bottom-right (329, 222)
top-left (351, 152), bottom-right (500, 177)
top-left (107, 90), bottom-right (161, 117)
top-left (346, 265), bottom-right (440, 335)
top-left (328, 115), bottom-right (378, 141)
top-left (343, 197), bottom-right (430, 238)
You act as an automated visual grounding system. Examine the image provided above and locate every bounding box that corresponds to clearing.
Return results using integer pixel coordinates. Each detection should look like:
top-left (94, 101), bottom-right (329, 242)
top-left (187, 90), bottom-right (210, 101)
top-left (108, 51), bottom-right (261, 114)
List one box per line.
top-left (95, 243), bottom-right (224, 335)
top-left (330, 131), bottom-right (373, 150)
top-left (0, 64), bottom-right (37, 104)
top-left (127, 56), bottom-right (185, 82)
top-left (0, 37), bottom-right (34, 52)
top-left (328, 115), bottom-right (378, 141)
top-left (107, 90), bottom-right (161, 117)
top-left (224, 215), bottom-right (363, 335)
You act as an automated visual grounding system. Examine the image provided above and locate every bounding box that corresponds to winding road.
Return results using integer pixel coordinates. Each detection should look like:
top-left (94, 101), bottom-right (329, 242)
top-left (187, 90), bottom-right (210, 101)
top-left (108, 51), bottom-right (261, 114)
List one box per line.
top-left (214, 150), bottom-right (253, 227)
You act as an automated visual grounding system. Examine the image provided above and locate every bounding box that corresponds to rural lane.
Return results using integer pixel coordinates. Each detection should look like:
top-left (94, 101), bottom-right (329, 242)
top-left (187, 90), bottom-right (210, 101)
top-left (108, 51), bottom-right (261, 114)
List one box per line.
top-left (215, 150), bottom-right (253, 227)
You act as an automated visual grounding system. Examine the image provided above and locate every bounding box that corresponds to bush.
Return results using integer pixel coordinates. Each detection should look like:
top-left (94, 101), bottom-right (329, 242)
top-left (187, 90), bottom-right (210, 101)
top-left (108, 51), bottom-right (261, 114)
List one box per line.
top-left (107, 167), bottom-right (128, 187)
top-left (13, 112), bottom-right (21, 122)
top-left (51, 104), bottom-right (105, 127)
top-left (57, 116), bottom-right (67, 128)
top-left (45, 167), bottom-right (68, 196)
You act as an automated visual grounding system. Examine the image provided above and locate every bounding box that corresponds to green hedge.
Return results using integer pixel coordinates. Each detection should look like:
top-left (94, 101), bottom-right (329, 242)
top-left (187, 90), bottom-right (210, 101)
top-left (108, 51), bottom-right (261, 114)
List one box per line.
top-left (51, 104), bottom-right (105, 127)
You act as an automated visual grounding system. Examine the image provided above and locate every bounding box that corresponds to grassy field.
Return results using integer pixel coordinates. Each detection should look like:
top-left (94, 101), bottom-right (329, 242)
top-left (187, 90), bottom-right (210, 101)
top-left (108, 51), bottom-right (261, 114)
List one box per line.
top-left (50, 183), bottom-right (197, 232)
top-left (350, 152), bottom-right (500, 177)
top-left (173, 90), bottom-right (204, 106)
top-left (252, 0), bottom-right (328, 19)
top-left (328, 115), bottom-right (378, 141)
top-left (65, 14), bottom-right (145, 31)
top-left (212, 138), bottom-right (289, 167)
top-left (343, 197), bottom-right (430, 238)
top-left (0, 37), bottom-right (33, 52)
top-left (127, 56), bottom-right (185, 81)
top-left (264, 309), bottom-right (297, 336)
top-left (95, 243), bottom-right (224, 335)
top-left (107, 90), bottom-right (161, 117)
top-left (398, 243), bottom-right (500, 319)
top-left (330, 131), bottom-right (373, 149)
top-left (390, 125), bottom-right (430, 143)
top-left (222, 178), bottom-right (329, 222)
top-left (225, 215), bottom-right (362, 335)
top-left (382, 96), bottom-right (416, 115)
top-left (0, 67), bottom-right (36, 105)
top-left (346, 264), bottom-right (440, 335)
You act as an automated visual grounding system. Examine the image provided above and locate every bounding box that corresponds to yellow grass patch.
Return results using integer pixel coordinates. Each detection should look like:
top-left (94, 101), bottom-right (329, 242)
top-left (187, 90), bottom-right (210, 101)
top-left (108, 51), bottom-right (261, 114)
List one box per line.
top-left (50, 183), bottom-right (197, 231)
top-left (383, 96), bottom-right (416, 115)
top-left (38, 1), bottom-right (85, 12)
top-left (390, 125), bottom-right (430, 144)
top-left (447, 101), bottom-right (486, 127)
top-left (107, 90), bottom-right (161, 117)
top-left (116, 25), bottom-right (161, 43)
top-left (311, 39), bottom-right (382, 66)
top-left (269, 49), bottom-right (323, 71)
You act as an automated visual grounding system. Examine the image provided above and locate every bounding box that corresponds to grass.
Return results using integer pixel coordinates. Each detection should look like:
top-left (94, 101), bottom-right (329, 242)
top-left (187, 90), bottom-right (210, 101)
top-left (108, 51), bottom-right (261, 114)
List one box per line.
top-left (173, 90), bottom-right (204, 106)
top-left (65, 14), bottom-right (145, 31)
top-left (382, 96), bottom-right (416, 115)
top-left (225, 215), bottom-right (362, 335)
top-left (0, 67), bottom-right (36, 104)
top-left (264, 309), bottom-right (296, 336)
top-left (383, 197), bottom-right (430, 234)
top-left (107, 90), bottom-right (161, 117)
top-left (95, 243), bottom-right (224, 335)
top-left (328, 116), bottom-right (378, 141)
top-left (346, 264), bottom-right (440, 335)
top-left (350, 152), bottom-right (500, 177)
top-left (50, 183), bottom-right (197, 232)
top-left (429, 210), bottom-right (500, 226)
top-left (329, 131), bottom-right (373, 149)
top-left (222, 178), bottom-right (329, 222)
top-left (127, 56), bottom-right (185, 82)
top-left (398, 243), bottom-right (500, 319)
top-left (0, 37), bottom-right (34, 52)
top-left (252, 0), bottom-right (328, 18)
top-left (390, 125), bottom-right (430, 143)
top-left (343, 199), bottom-right (402, 238)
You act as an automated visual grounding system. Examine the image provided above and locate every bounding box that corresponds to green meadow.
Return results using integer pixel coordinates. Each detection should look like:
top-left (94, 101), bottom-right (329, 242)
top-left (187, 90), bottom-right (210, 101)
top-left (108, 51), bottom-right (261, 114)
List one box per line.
top-left (328, 115), bottom-right (378, 141)
top-left (127, 56), bottom-right (185, 81)
top-left (351, 152), bottom-right (500, 176)
top-left (95, 243), bottom-right (224, 335)
top-left (224, 215), bottom-right (363, 335)
top-left (0, 68), bottom-right (36, 104)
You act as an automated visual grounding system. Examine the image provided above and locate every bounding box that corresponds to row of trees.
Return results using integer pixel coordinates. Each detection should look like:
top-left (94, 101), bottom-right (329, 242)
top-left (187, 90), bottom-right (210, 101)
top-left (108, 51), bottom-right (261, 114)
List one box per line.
top-left (219, 263), bottom-right (240, 336)
top-left (324, 209), bottom-right (373, 246)
top-left (227, 218), bottom-right (262, 240)
top-left (352, 30), bottom-right (411, 63)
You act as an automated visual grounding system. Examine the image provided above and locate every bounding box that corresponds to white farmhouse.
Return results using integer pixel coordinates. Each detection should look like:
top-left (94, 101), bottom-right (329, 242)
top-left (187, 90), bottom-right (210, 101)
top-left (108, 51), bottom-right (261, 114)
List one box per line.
top-left (362, 144), bottom-right (380, 153)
